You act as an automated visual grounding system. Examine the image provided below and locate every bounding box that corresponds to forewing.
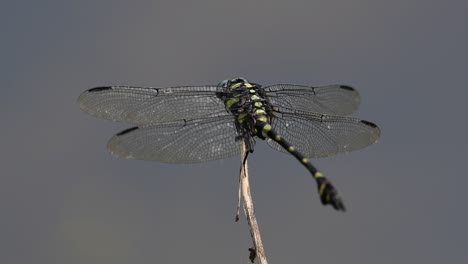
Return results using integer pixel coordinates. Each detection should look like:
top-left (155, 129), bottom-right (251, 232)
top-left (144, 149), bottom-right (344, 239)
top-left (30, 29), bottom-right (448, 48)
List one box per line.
top-left (108, 115), bottom-right (241, 163)
top-left (264, 84), bottom-right (361, 116)
top-left (266, 111), bottom-right (380, 158)
top-left (78, 86), bottom-right (227, 125)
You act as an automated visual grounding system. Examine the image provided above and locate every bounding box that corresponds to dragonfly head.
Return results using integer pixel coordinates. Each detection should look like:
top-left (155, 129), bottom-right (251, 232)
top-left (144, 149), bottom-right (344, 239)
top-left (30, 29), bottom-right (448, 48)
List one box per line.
top-left (217, 77), bottom-right (250, 89)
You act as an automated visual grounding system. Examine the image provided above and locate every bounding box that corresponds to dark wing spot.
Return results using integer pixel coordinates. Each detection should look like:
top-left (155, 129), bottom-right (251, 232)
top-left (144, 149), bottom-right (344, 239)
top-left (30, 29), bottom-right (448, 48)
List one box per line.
top-left (116, 126), bottom-right (139, 136)
top-left (339, 85), bottom-right (355, 91)
top-left (88, 86), bottom-right (112, 92)
top-left (360, 120), bottom-right (378, 128)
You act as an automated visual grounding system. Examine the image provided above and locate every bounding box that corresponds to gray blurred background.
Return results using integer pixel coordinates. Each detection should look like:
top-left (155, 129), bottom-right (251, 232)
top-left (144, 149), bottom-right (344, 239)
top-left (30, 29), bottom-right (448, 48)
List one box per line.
top-left (1, 0), bottom-right (467, 263)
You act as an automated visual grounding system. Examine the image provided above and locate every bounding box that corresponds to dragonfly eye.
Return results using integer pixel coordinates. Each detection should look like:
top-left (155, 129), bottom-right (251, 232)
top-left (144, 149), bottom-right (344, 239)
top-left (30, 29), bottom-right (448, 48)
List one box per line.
top-left (217, 79), bottom-right (230, 87)
top-left (231, 77), bottom-right (248, 84)
top-left (222, 77), bottom-right (249, 89)
top-left (217, 78), bottom-right (249, 88)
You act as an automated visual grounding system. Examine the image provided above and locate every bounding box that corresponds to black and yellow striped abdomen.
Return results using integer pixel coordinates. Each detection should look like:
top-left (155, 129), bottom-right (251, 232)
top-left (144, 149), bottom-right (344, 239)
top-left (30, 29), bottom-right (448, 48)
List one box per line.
top-left (255, 121), bottom-right (346, 211)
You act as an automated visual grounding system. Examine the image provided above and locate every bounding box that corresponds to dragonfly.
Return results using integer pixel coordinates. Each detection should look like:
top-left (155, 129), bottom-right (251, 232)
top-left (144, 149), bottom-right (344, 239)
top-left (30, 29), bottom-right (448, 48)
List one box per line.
top-left (78, 77), bottom-right (380, 211)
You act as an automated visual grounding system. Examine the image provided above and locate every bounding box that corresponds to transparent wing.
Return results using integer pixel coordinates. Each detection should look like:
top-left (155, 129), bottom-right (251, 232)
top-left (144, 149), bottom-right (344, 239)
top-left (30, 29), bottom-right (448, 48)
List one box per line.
top-left (78, 86), bottom-right (228, 125)
top-left (266, 110), bottom-right (380, 158)
top-left (108, 115), bottom-right (242, 163)
top-left (263, 84), bottom-right (361, 116)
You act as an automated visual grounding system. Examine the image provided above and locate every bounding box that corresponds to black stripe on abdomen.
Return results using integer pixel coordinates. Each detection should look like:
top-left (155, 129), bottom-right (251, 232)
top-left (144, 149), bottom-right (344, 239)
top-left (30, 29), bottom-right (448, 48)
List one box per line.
top-left (255, 121), bottom-right (345, 211)
top-left (255, 121), bottom-right (321, 178)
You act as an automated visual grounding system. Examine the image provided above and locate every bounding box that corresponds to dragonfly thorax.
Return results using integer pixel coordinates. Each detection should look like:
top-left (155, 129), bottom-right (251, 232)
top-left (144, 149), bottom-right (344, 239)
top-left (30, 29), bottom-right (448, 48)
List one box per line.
top-left (217, 78), bottom-right (273, 142)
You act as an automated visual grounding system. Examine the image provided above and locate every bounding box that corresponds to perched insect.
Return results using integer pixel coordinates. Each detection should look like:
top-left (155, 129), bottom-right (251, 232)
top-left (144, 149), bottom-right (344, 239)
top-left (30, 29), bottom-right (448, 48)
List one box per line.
top-left (78, 77), bottom-right (380, 210)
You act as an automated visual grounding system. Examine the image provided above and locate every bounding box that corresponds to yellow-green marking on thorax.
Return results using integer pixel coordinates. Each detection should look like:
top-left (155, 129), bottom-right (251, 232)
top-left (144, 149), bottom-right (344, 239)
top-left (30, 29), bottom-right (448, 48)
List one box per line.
top-left (238, 113), bottom-right (248, 122)
top-left (226, 97), bottom-right (239, 108)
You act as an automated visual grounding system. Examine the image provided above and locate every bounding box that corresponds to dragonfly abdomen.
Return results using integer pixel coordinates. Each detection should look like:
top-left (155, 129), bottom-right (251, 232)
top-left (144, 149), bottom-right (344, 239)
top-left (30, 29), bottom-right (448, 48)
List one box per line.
top-left (254, 121), bottom-right (346, 211)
